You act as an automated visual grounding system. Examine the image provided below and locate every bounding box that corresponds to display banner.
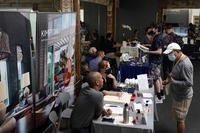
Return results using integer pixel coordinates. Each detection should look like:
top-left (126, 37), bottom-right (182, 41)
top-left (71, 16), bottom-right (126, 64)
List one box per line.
top-left (0, 11), bottom-right (76, 110)
top-left (36, 13), bottom-right (76, 101)
top-left (0, 11), bottom-right (33, 109)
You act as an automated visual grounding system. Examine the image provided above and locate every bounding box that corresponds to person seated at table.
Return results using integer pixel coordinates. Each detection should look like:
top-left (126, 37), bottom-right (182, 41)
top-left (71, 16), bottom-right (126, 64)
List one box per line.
top-left (85, 47), bottom-right (97, 64)
top-left (74, 62), bottom-right (90, 96)
top-left (90, 30), bottom-right (100, 50)
top-left (103, 33), bottom-right (120, 54)
top-left (81, 61), bottom-right (90, 81)
top-left (89, 50), bottom-right (105, 72)
top-left (71, 72), bottom-right (112, 133)
top-left (98, 60), bottom-right (122, 97)
top-left (104, 33), bottom-right (121, 68)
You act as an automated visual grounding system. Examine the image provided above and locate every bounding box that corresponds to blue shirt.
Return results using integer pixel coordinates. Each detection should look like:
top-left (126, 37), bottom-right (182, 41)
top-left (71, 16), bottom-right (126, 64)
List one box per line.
top-left (85, 54), bottom-right (96, 64)
top-left (89, 57), bottom-right (102, 71)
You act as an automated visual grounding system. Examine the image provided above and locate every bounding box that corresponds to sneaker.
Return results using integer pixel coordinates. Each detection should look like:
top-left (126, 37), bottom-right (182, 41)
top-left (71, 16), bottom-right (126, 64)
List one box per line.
top-left (157, 93), bottom-right (162, 100)
top-left (161, 95), bottom-right (165, 100)
top-left (155, 97), bottom-right (163, 104)
top-left (160, 90), bottom-right (165, 96)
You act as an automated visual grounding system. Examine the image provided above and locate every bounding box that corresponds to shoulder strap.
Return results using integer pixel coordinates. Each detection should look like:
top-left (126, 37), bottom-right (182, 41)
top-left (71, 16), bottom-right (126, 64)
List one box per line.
top-left (172, 54), bottom-right (186, 71)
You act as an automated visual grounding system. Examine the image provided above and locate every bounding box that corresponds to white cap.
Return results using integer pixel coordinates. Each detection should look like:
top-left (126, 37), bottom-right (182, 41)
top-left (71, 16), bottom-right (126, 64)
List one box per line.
top-left (163, 42), bottom-right (181, 54)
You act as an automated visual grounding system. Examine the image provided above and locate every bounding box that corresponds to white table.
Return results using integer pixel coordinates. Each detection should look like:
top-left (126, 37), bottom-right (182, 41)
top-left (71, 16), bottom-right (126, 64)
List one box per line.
top-left (93, 88), bottom-right (154, 133)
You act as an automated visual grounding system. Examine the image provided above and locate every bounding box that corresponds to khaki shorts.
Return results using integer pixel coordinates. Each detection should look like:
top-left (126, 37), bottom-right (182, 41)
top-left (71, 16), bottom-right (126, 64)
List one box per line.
top-left (172, 97), bottom-right (192, 122)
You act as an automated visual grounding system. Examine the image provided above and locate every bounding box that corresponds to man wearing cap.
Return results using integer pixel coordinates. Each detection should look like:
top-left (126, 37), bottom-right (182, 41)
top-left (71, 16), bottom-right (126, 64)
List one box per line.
top-left (163, 43), bottom-right (193, 133)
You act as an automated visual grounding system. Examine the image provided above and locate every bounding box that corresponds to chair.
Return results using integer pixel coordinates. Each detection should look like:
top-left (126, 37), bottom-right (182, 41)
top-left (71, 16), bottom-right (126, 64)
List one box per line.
top-left (57, 92), bottom-right (72, 130)
top-left (58, 92), bottom-right (70, 110)
top-left (45, 110), bottom-right (59, 133)
top-left (49, 111), bottom-right (59, 126)
top-left (44, 93), bottom-right (71, 133)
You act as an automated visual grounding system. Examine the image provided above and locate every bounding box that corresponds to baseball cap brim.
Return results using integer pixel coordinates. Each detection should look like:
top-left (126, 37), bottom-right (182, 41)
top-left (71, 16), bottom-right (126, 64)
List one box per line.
top-left (163, 42), bottom-right (181, 54)
top-left (163, 49), bottom-right (173, 54)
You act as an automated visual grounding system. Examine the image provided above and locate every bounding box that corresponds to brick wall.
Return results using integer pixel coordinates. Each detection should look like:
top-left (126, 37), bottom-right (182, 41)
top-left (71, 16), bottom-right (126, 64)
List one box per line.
top-left (0, 0), bottom-right (55, 11)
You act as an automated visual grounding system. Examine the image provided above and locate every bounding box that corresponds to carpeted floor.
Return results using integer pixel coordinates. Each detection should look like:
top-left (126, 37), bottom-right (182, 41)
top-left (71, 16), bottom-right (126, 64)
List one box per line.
top-left (155, 60), bottom-right (200, 133)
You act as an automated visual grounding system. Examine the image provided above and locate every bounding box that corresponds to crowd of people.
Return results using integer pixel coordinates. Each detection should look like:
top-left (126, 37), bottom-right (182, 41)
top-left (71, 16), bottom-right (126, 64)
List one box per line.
top-left (71, 23), bottom-right (193, 133)
top-left (143, 24), bottom-right (193, 133)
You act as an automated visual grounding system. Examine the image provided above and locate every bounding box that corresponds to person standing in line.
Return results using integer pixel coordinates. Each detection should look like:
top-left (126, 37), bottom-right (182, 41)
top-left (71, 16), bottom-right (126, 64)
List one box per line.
top-left (163, 43), bottom-right (193, 133)
top-left (162, 24), bottom-right (184, 80)
top-left (144, 29), bottom-right (163, 100)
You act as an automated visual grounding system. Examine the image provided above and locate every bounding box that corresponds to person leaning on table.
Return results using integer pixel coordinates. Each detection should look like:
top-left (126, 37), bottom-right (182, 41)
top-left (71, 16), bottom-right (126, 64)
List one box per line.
top-left (163, 42), bottom-right (193, 133)
top-left (70, 72), bottom-right (112, 133)
top-left (98, 60), bottom-right (122, 97)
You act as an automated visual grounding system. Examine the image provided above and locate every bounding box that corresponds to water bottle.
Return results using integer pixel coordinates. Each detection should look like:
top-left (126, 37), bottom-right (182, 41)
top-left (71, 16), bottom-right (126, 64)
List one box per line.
top-left (117, 70), bottom-right (121, 84)
top-left (141, 113), bottom-right (146, 124)
top-left (123, 103), bottom-right (129, 124)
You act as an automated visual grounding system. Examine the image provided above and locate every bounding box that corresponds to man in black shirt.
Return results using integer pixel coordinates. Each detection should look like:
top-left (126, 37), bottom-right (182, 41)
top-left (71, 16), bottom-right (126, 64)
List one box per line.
top-left (144, 30), bottom-right (163, 100)
top-left (163, 25), bottom-right (184, 80)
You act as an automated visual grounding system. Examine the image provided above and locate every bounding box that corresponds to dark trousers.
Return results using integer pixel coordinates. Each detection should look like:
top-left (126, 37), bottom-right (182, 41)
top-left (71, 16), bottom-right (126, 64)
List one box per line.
top-left (71, 128), bottom-right (91, 133)
top-left (162, 55), bottom-right (173, 80)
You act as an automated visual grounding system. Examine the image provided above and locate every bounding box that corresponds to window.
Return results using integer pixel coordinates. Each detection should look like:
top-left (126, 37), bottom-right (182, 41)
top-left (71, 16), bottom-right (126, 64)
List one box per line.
top-left (80, 9), bottom-right (84, 22)
top-left (0, 60), bottom-right (9, 106)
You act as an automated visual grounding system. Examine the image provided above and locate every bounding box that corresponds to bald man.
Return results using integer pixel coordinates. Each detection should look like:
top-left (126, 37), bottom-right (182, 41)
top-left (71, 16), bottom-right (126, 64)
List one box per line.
top-left (71, 72), bottom-right (112, 133)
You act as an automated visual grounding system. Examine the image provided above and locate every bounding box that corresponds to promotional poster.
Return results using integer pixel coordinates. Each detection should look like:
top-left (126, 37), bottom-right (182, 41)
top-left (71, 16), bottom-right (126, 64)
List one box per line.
top-left (0, 11), bottom-right (33, 109)
top-left (36, 13), bottom-right (76, 97)
top-left (0, 11), bottom-right (76, 110)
